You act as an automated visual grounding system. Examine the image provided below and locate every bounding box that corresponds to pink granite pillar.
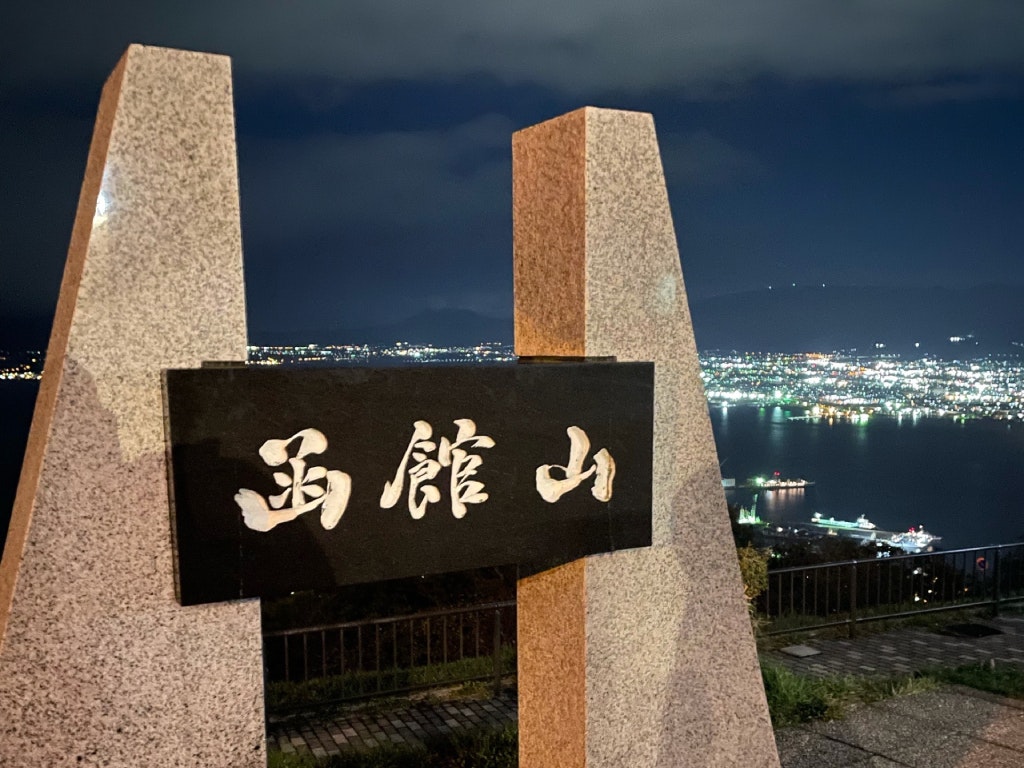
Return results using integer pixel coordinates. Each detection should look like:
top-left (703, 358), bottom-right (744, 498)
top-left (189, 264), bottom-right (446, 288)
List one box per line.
top-left (0, 46), bottom-right (264, 766)
top-left (514, 108), bottom-right (779, 767)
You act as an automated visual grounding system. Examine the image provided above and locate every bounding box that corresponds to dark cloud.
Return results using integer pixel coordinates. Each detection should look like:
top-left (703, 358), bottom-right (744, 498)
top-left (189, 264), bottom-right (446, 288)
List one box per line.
top-left (5, 1), bottom-right (1024, 94)
top-left (0, 105), bottom-right (93, 318)
top-left (882, 79), bottom-right (1021, 106)
top-left (238, 113), bottom-right (514, 328)
top-left (1, 2), bottom-right (1023, 336)
top-left (660, 131), bottom-right (763, 189)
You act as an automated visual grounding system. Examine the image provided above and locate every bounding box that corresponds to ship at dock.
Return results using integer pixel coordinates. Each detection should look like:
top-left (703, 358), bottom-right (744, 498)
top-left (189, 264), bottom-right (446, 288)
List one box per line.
top-left (887, 527), bottom-right (942, 554)
top-left (806, 512), bottom-right (941, 553)
top-left (732, 489), bottom-right (942, 554)
top-left (753, 476), bottom-right (814, 490)
top-left (724, 473), bottom-right (937, 557)
top-left (722, 471), bottom-right (815, 490)
top-left (810, 512), bottom-right (876, 530)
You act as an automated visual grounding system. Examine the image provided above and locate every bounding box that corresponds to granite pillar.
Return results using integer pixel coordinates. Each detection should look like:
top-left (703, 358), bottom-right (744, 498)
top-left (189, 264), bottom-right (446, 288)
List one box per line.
top-left (514, 108), bottom-right (778, 767)
top-left (0, 46), bottom-right (264, 766)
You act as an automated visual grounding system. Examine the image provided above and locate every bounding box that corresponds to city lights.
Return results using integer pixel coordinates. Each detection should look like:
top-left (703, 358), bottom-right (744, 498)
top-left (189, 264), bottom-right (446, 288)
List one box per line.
top-left (3, 345), bottom-right (1023, 422)
top-left (701, 351), bottom-right (1024, 422)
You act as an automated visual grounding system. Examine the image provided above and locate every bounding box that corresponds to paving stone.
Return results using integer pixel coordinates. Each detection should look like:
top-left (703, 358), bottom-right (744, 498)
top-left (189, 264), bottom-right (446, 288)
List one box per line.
top-left (781, 644), bottom-right (822, 658)
top-left (877, 688), bottom-right (1024, 752)
top-left (809, 697), bottom-right (1023, 768)
top-left (774, 727), bottom-right (872, 768)
top-left (846, 757), bottom-right (910, 767)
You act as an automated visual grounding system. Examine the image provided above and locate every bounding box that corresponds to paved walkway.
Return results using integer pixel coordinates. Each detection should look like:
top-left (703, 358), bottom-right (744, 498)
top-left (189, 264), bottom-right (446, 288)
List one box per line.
top-left (267, 613), bottom-right (1024, 763)
top-left (769, 613), bottom-right (1024, 766)
top-left (775, 686), bottom-right (1024, 767)
top-left (268, 692), bottom-right (517, 758)
top-left (764, 613), bottom-right (1024, 677)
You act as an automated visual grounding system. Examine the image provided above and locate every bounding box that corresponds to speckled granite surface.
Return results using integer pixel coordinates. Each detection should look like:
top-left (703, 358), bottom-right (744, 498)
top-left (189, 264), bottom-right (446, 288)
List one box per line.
top-left (0, 46), bottom-right (264, 766)
top-left (514, 108), bottom-right (778, 767)
top-left (518, 560), bottom-right (587, 764)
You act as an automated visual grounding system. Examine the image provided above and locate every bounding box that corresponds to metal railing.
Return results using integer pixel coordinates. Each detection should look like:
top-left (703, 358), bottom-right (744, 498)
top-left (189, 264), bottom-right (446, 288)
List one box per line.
top-left (263, 600), bottom-right (516, 710)
top-left (261, 543), bottom-right (1024, 710)
top-left (760, 542), bottom-right (1024, 637)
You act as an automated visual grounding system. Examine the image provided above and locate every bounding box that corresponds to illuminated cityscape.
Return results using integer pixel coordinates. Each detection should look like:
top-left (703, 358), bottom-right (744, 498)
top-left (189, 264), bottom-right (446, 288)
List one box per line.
top-left (3, 345), bottom-right (1023, 422)
top-left (0, 349), bottom-right (45, 381)
top-left (701, 352), bottom-right (1024, 422)
top-left (245, 341), bottom-right (516, 366)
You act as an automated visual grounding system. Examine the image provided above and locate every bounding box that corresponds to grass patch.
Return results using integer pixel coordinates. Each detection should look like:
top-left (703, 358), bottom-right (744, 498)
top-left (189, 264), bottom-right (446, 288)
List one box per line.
top-left (930, 662), bottom-right (1024, 699)
top-left (267, 725), bottom-right (517, 768)
top-left (761, 661), bottom-right (939, 727)
top-left (269, 752), bottom-right (319, 768)
top-left (268, 648), bottom-right (516, 712)
top-left (762, 657), bottom-right (1024, 729)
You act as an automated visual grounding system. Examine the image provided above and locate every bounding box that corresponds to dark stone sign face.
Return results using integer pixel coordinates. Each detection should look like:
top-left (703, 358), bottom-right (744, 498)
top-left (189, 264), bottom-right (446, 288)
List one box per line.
top-left (164, 362), bottom-right (653, 605)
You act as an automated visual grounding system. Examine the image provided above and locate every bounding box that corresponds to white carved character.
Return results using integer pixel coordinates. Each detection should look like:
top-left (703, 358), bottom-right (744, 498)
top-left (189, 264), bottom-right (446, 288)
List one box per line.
top-left (235, 428), bottom-right (352, 532)
top-left (380, 420), bottom-right (440, 519)
top-left (439, 418), bottom-right (496, 518)
top-left (536, 426), bottom-right (615, 503)
top-left (381, 418), bottom-right (494, 518)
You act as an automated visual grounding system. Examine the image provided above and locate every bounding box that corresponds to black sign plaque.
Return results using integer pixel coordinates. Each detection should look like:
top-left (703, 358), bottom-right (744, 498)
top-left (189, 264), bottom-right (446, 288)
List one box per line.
top-left (164, 362), bottom-right (653, 605)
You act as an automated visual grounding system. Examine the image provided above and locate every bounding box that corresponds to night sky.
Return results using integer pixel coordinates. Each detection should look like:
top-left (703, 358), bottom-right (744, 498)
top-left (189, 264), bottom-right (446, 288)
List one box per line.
top-left (2, 2), bottom-right (1023, 344)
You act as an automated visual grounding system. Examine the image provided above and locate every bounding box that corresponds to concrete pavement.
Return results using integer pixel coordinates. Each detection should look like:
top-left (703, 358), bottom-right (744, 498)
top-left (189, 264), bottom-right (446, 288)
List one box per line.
top-left (775, 685), bottom-right (1024, 767)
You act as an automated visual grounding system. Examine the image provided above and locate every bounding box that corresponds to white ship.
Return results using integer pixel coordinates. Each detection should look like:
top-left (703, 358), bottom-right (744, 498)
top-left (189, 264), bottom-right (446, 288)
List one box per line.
top-left (888, 527), bottom-right (941, 553)
top-left (810, 512), bottom-right (877, 531)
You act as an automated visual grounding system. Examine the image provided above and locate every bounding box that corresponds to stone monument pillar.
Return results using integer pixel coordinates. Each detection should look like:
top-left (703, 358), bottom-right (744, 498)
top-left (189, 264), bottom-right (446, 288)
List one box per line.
top-left (0, 46), bottom-right (264, 766)
top-left (514, 108), bottom-right (778, 767)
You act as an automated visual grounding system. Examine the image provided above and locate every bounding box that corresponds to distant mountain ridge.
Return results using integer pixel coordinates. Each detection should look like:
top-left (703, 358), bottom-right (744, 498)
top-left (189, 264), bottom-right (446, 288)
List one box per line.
top-left (254, 286), bottom-right (1021, 356)
top-left (8, 286), bottom-right (1023, 355)
top-left (250, 308), bottom-right (514, 347)
top-left (689, 284), bottom-right (1024, 355)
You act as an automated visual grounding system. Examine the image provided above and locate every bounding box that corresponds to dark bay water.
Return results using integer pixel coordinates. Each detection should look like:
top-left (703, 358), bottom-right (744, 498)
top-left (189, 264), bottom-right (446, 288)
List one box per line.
top-left (2, 384), bottom-right (1023, 553)
top-left (710, 405), bottom-right (1024, 550)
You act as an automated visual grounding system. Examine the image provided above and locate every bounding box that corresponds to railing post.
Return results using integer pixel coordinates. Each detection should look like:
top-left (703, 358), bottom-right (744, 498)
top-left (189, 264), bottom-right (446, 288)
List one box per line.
top-left (492, 608), bottom-right (502, 696)
top-left (993, 548), bottom-right (1002, 616)
top-left (375, 624), bottom-right (381, 691)
top-left (302, 633), bottom-right (309, 681)
top-left (848, 561), bottom-right (858, 638)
